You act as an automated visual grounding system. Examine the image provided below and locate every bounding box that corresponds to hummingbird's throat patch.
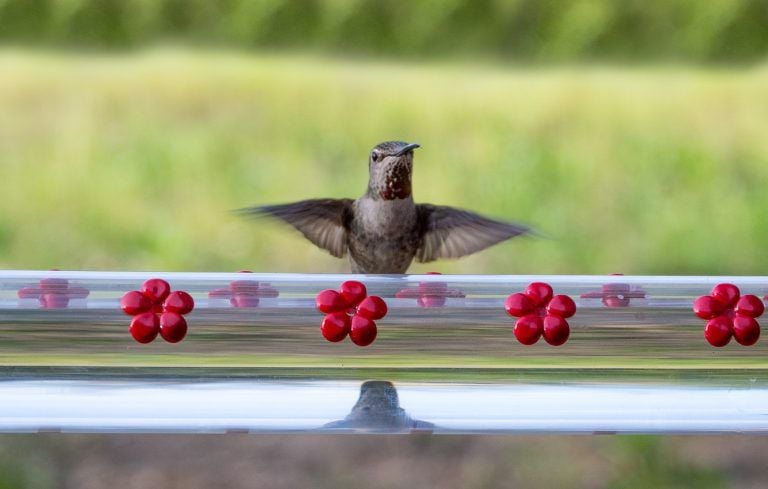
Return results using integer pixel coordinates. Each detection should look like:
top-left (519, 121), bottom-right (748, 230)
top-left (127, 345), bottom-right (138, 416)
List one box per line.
top-left (379, 165), bottom-right (412, 200)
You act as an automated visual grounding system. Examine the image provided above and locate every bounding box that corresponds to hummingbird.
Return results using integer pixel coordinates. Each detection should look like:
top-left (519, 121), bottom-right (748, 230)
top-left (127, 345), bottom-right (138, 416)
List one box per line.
top-left (243, 141), bottom-right (531, 273)
top-left (322, 380), bottom-right (434, 432)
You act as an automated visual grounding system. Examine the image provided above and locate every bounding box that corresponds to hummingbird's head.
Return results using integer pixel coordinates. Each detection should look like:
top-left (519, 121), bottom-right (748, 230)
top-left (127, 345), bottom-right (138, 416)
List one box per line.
top-left (351, 380), bottom-right (401, 413)
top-left (367, 141), bottom-right (420, 200)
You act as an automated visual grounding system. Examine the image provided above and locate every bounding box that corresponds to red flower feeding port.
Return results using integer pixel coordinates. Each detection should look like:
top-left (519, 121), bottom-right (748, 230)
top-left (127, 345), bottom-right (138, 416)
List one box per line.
top-left (580, 274), bottom-right (646, 307)
top-left (208, 271), bottom-right (279, 308)
top-left (17, 276), bottom-right (89, 309)
top-left (395, 272), bottom-right (465, 307)
top-left (315, 280), bottom-right (388, 346)
top-left (504, 282), bottom-right (577, 346)
top-left (693, 283), bottom-right (765, 347)
top-left (4, 271), bottom-right (768, 435)
top-left (120, 278), bottom-right (195, 344)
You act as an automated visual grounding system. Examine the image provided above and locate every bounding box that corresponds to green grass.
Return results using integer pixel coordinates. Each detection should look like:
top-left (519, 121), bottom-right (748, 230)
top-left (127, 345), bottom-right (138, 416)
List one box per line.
top-left (1, 48), bottom-right (767, 275)
top-left (4, 352), bottom-right (768, 370)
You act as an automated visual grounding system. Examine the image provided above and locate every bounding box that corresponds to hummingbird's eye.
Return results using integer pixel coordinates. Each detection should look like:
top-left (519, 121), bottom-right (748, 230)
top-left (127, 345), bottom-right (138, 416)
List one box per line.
top-left (371, 151), bottom-right (379, 162)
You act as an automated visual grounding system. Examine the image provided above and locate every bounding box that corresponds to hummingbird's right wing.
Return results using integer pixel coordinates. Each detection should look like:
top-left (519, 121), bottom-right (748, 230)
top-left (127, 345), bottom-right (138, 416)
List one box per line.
top-left (240, 199), bottom-right (354, 258)
top-left (415, 204), bottom-right (531, 263)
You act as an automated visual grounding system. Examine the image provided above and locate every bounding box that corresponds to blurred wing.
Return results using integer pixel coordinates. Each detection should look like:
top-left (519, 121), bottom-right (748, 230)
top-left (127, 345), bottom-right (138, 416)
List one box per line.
top-left (416, 204), bottom-right (530, 263)
top-left (240, 199), bottom-right (354, 258)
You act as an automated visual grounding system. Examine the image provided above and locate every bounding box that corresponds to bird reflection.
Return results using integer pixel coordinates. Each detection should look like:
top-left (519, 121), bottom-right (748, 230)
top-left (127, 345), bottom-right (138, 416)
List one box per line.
top-left (322, 380), bottom-right (434, 433)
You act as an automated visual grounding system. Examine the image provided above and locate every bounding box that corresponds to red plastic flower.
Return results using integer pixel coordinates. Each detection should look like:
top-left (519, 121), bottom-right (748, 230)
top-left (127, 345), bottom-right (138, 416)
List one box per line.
top-left (208, 271), bottom-right (279, 308)
top-left (315, 280), bottom-right (387, 347)
top-left (504, 282), bottom-right (576, 346)
top-left (580, 274), bottom-right (645, 308)
top-left (120, 278), bottom-right (195, 344)
top-left (18, 275), bottom-right (89, 309)
top-left (693, 283), bottom-right (764, 347)
top-left (395, 272), bottom-right (465, 307)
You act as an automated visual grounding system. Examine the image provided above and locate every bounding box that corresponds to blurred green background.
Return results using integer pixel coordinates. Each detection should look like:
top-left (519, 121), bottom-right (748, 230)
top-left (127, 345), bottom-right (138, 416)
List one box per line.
top-left (2, 1), bottom-right (768, 487)
top-left (1, 0), bottom-right (768, 63)
top-left (0, 0), bottom-right (767, 274)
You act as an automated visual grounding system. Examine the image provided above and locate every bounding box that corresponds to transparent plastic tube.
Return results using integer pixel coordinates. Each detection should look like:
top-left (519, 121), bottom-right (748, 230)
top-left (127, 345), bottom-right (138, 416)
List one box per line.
top-left (1, 270), bottom-right (767, 434)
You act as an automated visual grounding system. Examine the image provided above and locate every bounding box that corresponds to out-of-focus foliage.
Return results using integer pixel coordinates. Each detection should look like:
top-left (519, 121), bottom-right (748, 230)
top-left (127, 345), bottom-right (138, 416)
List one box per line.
top-left (0, 0), bottom-right (767, 63)
top-left (1, 50), bottom-right (767, 274)
top-left (0, 434), bottom-right (736, 489)
top-left (0, 441), bottom-right (60, 489)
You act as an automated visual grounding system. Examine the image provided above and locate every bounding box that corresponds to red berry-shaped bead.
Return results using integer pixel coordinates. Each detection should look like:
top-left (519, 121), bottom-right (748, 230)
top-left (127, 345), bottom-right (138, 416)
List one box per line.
top-left (505, 293), bottom-right (535, 317)
top-left (141, 278), bottom-right (171, 305)
top-left (164, 290), bottom-right (195, 314)
top-left (693, 295), bottom-right (725, 320)
top-left (735, 295), bottom-right (765, 318)
top-left (543, 315), bottom-right (570, 346)
top-left (159, 312), bottom-right (188, 343)
top-left (704, 316), bottom-right (732, 347)
top-left (710, 283), bottom-right (740, 308)
top-left (350, 315), bottom-right (377, 347)
top-left (120, 290), bottom-right (152, 315)
top-left (732, 315), bottom-right (760, 346)
top-left (547, 294), bottom-right (576, 318)
top-left (357, 296), bottom-right (388, 320)
top-left (316, 289), bottom-right (348, 313)
top-left (130, 312), bottom-right (160, 344)
top-left (513, 315), bottom-right (543, 345)
top-left (321, 312), bottom-right (351, 342)
top-left (524, 282), bottom-right (553, 307)
top-left (339, 280), bottom-right (367, 307)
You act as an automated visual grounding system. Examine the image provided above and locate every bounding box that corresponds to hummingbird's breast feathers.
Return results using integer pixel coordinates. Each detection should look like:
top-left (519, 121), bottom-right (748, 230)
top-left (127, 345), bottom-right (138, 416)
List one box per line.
top-left (353, 195), bottom-right (417, 236)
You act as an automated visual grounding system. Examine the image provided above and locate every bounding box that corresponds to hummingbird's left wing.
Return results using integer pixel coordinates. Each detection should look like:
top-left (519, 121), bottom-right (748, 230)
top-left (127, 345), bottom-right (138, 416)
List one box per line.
top-left (240, 199), bottom-right (354, 258)
top-left (415, 204), bottom-right (530, 263)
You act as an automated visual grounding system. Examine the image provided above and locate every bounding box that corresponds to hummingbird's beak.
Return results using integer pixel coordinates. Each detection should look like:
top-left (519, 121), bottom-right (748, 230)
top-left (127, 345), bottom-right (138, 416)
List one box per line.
top-left (394, 143), bottom-right (420, 157)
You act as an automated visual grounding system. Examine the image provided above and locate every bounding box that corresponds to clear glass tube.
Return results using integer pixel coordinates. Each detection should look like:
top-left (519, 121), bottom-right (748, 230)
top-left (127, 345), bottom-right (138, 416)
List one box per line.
top-left (1, 270), bottom-right (767, 434)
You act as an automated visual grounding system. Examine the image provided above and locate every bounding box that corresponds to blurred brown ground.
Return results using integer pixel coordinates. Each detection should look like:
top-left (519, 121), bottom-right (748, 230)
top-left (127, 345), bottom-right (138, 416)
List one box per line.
top-left (3, 435), bottom-right (768, 488)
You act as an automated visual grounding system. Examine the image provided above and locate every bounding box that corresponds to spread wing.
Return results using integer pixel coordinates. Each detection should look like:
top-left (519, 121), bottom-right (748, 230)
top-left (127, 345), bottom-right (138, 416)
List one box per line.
top-left (239, 199), bottom-right (354, 258)
top-left (416, 204), bottom-right (531, 263)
